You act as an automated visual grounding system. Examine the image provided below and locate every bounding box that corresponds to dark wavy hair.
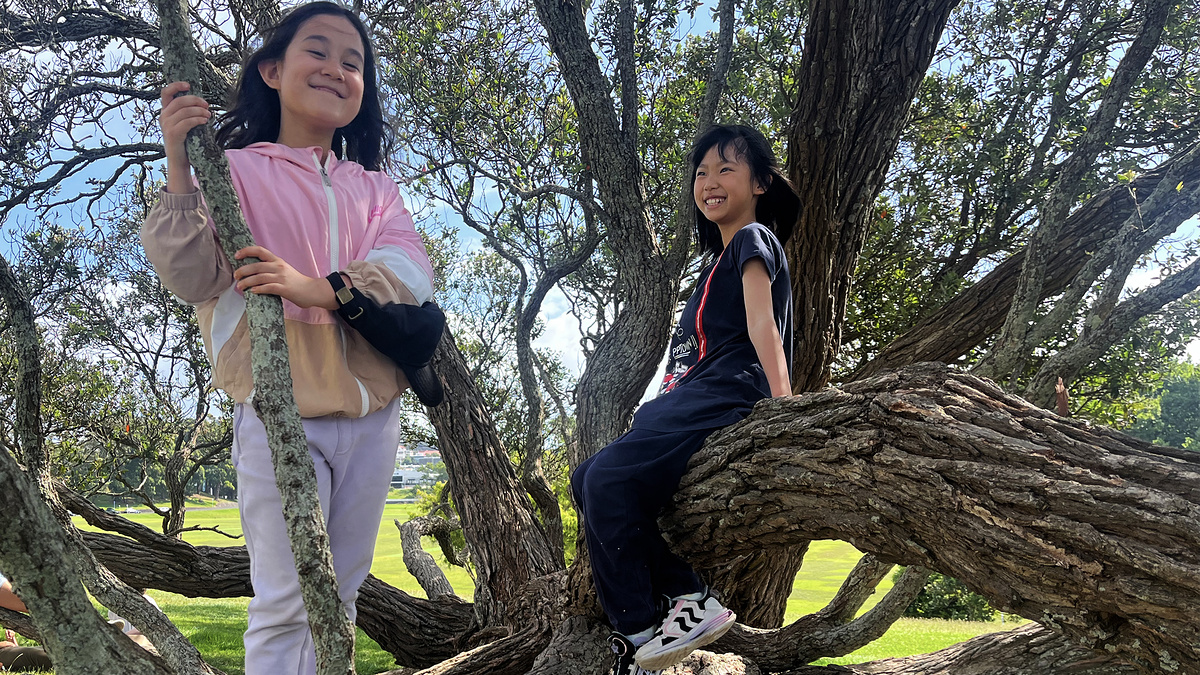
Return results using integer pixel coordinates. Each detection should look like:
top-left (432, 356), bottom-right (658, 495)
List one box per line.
top-left (214, 1), bottom-right (391, 171)
top-left (690, 125), bottom-right (799, 257)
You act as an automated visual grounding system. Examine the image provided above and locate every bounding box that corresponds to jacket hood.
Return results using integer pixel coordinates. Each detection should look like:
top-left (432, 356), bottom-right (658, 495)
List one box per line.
top-left (241, 142), bottom-right (346, 174)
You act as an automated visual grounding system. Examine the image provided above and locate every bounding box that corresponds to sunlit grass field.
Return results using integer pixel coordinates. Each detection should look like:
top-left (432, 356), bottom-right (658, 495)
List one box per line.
top-left (61, 507), bottom-right (1019, 674)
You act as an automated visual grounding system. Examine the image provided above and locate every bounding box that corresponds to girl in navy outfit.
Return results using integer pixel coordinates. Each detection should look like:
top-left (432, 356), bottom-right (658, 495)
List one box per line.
top-left (571, 124), bottom-right (800, 675)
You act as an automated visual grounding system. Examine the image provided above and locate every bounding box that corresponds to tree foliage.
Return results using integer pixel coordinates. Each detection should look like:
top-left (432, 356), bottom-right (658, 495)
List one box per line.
top-left (896, 569), bottom-right (997, 622)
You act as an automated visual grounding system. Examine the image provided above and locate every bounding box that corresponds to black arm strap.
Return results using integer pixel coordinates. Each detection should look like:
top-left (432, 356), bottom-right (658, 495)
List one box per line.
top-left (326, 272), bottom-right (366, 321)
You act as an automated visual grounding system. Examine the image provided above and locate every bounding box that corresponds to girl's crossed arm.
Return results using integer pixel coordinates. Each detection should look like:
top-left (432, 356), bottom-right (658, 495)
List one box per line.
top-left (743, 258), bottom-right (791, 397)
top-left (233, 246), bottom-right (345, 310)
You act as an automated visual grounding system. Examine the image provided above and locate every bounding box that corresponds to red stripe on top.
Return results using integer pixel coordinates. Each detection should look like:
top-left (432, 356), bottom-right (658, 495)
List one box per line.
top-left (695, 248), bottom-right (726, 361)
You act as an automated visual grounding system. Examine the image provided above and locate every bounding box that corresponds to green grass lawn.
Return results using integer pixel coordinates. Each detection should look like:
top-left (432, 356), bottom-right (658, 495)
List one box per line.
top-left (63, 509), bottom-right (1017, 674)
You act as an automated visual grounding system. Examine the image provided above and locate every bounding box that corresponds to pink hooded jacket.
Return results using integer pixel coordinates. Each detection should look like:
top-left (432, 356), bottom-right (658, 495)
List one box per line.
top-left (140, 143), bottom-right (435, 418)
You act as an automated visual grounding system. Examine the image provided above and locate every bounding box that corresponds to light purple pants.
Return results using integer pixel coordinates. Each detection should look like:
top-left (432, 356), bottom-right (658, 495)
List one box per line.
top-left (232, 400), bottom-right (400, 675)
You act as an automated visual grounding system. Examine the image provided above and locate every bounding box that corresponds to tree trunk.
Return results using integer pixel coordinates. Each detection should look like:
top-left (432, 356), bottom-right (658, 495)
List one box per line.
top-left (786, 0), bottom-right (960, 393)
top-left (425, 331), bottom-right (561, 626)
top-left (162, 448), bottom-right (189, 537)
top-left (665, 363), bottom-right (1199, 673)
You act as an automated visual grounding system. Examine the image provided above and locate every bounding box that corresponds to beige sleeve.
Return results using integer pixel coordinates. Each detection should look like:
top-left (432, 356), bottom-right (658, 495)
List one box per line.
top-left (342, 259), bottom-right (418, 306)
top-left (139, 189), bottom-right (233, 304)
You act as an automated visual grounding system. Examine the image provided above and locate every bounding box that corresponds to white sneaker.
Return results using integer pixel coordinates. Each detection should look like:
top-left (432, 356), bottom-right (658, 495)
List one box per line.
top-left (633, 589), bottom-right (736, 670)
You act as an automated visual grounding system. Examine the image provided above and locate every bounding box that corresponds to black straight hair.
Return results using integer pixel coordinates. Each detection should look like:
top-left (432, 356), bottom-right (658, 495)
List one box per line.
top-left (214, 1), bottom-right (392, 171)
top-left (689, 124), bottom-right (800, 258)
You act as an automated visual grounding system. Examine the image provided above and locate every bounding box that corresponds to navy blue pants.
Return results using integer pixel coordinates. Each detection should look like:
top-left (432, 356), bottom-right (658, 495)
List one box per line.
top-left (571, 426), bottom-right (714, 634)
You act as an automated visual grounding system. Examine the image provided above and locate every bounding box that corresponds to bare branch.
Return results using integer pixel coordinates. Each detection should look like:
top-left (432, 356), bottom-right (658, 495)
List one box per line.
top-left (979, 0), bottom-right (1175, 385)
top-left (395, 516), bottom-right (461, 600)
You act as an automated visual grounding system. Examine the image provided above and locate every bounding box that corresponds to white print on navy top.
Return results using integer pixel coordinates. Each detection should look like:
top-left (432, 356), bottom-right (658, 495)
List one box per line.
top-left (658, 247), bottom-right (726, 395)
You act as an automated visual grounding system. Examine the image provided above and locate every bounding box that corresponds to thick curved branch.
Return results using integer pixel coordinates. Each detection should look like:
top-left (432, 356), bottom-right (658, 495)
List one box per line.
top-left (666, 363), bottom-right (1200, 672)
top-left (0, 7), bottom-right (159, 45)
top-left (0, 449), bottom-right (173, 675)
top-left (818, 554), bottom-right (893, 624)
top-left (712, 565), bottom-right (931, 671)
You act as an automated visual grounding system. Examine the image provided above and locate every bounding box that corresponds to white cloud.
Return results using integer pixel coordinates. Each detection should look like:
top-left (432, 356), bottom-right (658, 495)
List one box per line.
top-left (532, 287), bottom-right (586, 376)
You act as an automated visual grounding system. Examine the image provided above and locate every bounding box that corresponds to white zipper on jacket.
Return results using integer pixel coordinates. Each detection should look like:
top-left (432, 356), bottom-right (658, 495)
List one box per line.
top-left (312, 151), bottom-right (368, 417)
top-left (312, 152), bottom-right (339, 272)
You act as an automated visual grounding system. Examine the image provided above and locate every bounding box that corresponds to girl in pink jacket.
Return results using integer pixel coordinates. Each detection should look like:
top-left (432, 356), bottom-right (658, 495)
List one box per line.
top-left (141, 3), bottom-right (432, 673)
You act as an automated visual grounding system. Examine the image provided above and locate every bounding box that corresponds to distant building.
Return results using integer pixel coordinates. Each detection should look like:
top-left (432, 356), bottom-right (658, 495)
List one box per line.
top-left (391, 467), bottom-right (426, 487)
top-left (395, 442), bottom-right (441, 468)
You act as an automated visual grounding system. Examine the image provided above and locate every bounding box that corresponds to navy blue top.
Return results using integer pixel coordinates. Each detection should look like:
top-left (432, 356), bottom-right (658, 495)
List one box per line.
top-left (632, 222), bottom-right (793, 432)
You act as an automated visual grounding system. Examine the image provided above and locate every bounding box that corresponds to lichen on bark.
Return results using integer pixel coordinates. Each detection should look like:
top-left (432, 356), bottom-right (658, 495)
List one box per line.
top-left (153, 0), bottom-right (356, 672)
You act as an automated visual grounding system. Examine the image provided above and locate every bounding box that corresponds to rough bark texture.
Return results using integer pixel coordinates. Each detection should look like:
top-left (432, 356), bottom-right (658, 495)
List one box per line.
top-left (695, 544), bottom-right (809, 628)
top-left (396, 516), bottom-right (459, 600)
top-left (665, 363), bottom-right (1199, 673)
top-left (0, 445), bottom-right (170, 675)
top-left (855, 140), bottom-right (1200, 380)
top-left (155, 1), bottom-right (354, 672)
top-left (785, 0), bottom-right (959, 393)
top-left (392, 628), bottom-right (548, 675)
top-left (0, 607), bottom-right (40, 642)
top-left (525, 616), bottom-right (610, 675)
top-left (779, 623), bottom-right (1140, 674)
top-left (425, 331), bottom-right (561, 625)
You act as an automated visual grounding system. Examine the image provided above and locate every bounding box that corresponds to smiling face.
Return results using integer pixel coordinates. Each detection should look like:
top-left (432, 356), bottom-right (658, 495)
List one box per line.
top-left (257, 13), bottom-right (366, 148)
top-left (693, 144), bottom-right (765, 231)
